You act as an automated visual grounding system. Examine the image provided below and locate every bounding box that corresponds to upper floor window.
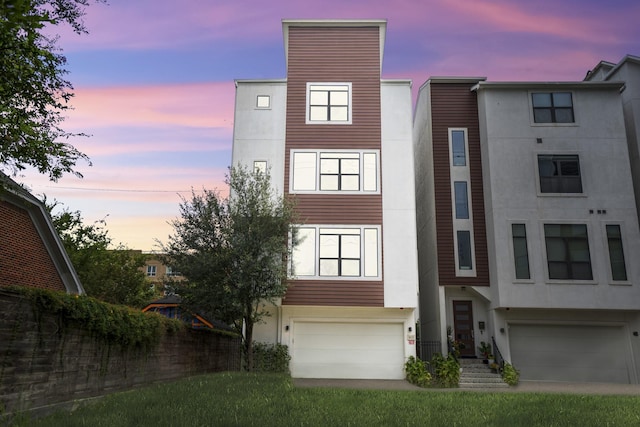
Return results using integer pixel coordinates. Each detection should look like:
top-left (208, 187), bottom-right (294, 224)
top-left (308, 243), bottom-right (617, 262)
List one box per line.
top-left (253, 160), bottom-right (267, 174)
top-left (538, 154), bottom-right (582, 194)
top-left (291, 225), bottom-right (380, 279)
top-left (532, 92), bottom-right (574, 123)
top-left (146, 265), bottom-right (157, 277)
top-left (256, 95), bottom-right (270, 109)
top-left (544, 224), bottom-right (592, 280)
top-left (606, 224), bottom-right (627, 281)
top-left (450, 130), bottom-right (467, 166)
top-left (512, 223), bottom-right (530, 280)
top-left (454, 181), bottom-right (469, 219)
top-left (290, 150), bottom-right (378, 194)
top-left (457, 230), bottom-right (473, 271)
top-left (306, 83), bottom-right (352, 124)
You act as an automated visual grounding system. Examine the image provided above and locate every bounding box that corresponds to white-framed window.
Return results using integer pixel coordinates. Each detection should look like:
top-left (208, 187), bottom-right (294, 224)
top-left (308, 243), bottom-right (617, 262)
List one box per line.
top-left (306, 83), bottom-right (352, 124)
top-left (511, 223), bottom-right (531, 280)
top-left (450, 129), bottom-right (468, 167)
top-left (543, 223), bottom-right (592, 281)
top-left (256, 95), bottom-right (271, 109)
top-left (605, 224), bottom-right (628, 282)
top-left (532, 92), bottom-right (574, 123)
top-left (166, 266), bottom-right (181, 277)
top-left (456, 231), bottom-right (473, 271)
top-left (147, 265), bottom-right (157, 277)
top-left (537, 154), bottom-right (582, 194)
top-left (291, 225), bottom-right (380, 280)
top-left (253, 160), bottom-right (267, 174)
top-left (454, 181), bottom-right (469, 219)
top-left (290, 150), bottom-right (379, 194)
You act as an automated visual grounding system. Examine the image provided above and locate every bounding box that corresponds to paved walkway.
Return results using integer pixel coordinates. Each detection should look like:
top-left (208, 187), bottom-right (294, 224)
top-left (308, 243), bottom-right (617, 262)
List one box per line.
top-left (293, 378), bottom-right (640, 395)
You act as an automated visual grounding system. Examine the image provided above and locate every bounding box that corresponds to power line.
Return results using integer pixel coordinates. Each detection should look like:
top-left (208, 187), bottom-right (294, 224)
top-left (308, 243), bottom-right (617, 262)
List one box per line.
top-left (45, 186), bottom-right (201, 193)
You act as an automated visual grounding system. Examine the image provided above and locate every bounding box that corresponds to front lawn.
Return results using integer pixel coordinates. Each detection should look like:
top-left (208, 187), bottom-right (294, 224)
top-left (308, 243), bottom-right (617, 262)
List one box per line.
top-left (27, 373), bottom-right (640, 426)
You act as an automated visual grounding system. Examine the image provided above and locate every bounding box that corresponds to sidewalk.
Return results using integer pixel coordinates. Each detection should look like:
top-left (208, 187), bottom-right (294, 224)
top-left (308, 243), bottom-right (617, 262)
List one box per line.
top-left (293, 378), bottom-right (640, 395)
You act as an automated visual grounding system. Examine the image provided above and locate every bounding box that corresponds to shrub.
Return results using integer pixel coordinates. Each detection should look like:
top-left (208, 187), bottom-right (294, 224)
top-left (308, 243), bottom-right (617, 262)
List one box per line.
top-left (502, 362), bottom-right (520, 385)
top-left (252, 342), bottom-right (291, 373)
top-left (431, 353), bottom-right (460, 388)
top-left (404, 356), bottom-right (432, 387)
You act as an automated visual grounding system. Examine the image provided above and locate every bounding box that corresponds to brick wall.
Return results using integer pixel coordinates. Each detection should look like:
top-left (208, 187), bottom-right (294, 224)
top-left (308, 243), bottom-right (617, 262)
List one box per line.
top-left (0, 289), bottom-right (241, 416)
top-left (0, 201), bottom-right (66, 292)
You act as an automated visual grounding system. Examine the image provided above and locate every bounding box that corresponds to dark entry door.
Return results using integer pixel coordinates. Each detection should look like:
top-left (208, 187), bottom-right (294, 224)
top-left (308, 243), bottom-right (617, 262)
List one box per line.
top-left (453, 300), bottom-right (475, 357)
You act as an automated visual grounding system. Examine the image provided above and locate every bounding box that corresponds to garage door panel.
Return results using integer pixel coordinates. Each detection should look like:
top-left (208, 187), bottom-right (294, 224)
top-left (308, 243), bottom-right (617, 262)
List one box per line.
top-left (291, 322), bottom-right (404, 379)
top-left (510, 324), bottom-right (630, 383)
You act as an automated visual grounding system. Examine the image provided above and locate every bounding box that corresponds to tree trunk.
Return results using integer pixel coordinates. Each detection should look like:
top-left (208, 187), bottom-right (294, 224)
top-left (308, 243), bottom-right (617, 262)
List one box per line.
top-left (244, 315), bottom-right (254, 371)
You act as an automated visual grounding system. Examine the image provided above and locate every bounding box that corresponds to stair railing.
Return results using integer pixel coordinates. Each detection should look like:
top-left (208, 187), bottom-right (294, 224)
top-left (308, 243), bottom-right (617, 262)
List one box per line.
top-left (491, 336), bottom-right (505, 370)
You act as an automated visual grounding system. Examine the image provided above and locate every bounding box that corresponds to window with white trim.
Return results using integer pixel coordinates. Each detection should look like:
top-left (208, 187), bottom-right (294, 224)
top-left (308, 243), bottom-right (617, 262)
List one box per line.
top-left (253, 161), bottom-right (267, 174)
top-left (306, 83), bottom-right (352, 124)
top-left (256, 95), bottom-right (270, 109)
top-left (544, 224), bottom-right (592, 280)
top-left (538, 154), bottom-right (582, 194)
top-left (291, 226), bottom-right (380, 279)
top-left (290, 150), bottom-right (379, 193)
top-left (606, 224), bottom-right (627, 281)
top-left (512, 223), bottom-right (530, 280)
top-left (146, 265), bottom-right (157, 277)
top-left (457, 231), bottom-right (473, 271)
top-left (532, 92), bottom-right (574, 123)
top-left (454, 181), bottom-right (469, 219)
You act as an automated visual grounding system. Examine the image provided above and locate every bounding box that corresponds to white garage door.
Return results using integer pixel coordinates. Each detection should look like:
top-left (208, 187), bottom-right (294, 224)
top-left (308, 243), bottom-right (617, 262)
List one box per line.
top-left (291, 322), bottom-right (405, 379)
top-left (509, 324), bottom-right (630, 383)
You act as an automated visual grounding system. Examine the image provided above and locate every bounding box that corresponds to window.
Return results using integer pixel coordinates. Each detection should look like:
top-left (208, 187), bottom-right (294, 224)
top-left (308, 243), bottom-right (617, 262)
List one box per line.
top-left (451, 130), bottom-right (466, 166)
top-left (544, 224), bottom-right (592, 280)
top-left (606, 225), bottom-right (627, 281)
top-left (454, 181), bottom-right (469, 219)
top-left (457, 231), bottom-right (473, 270)
top-left (256, 95), bottom-right (270, 109)
top-left (253, 160), bottom-right (267, 174)
top-left (146, 265), bottom-right (157, 277)
top-left (532, 92), bottom-right (574, 123)
top-left (538, 154), bottom-right (582, 193)
top-left (291, 150), bottom-right (378, 193)
top-left (291, 226), bottom-right (379, 279)
top-left (166, 267), bottom-right (181, 277)
top-left (306, 83), bottom-right (351, 124)
top-left (512, 224), bottom-right (530, 280)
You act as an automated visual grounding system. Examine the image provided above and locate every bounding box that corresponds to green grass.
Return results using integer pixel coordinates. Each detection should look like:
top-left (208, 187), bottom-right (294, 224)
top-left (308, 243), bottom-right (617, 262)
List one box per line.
top-left (24, 373), bottom-right (640, 427)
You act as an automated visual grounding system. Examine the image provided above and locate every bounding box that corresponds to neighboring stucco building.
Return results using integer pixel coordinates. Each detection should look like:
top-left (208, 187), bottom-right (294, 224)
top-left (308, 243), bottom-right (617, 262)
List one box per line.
top-left (232, 19), bottom-right (419, 379)
top-left (414, 76), bottom-right (640, 383)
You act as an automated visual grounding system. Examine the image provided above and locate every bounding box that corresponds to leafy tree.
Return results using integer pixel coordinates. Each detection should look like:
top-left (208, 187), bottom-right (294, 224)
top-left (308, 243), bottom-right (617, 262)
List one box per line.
top-left (48, 200), bottom-right (156, 307)
top-left (162, 166), bottom-right (298, 370)
top-left (0, 0), bottom-right (102, 180)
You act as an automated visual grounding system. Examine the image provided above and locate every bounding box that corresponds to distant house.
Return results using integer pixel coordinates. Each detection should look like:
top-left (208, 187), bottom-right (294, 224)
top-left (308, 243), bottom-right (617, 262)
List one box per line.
top-left (141, 253), bottom-right (184, 290)
top-left (0, 172), bottom-right (84, 294)
top-left (142, 295), bottom-right (233, 331)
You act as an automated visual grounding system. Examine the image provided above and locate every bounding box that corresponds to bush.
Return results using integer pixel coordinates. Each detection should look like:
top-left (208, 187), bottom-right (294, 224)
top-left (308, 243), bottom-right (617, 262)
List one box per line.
top-left (252, 342), bottom-right (291, 373)
top-left (502, 362), bottom-right (520, 385)
top-left (431, 353), bottom-right (460, 388)
top-left (404, 356), bottom-right (432, 387)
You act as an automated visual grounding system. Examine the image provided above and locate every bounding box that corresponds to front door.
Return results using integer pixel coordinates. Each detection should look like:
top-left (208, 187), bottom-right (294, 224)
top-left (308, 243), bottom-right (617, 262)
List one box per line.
top-left (452, 300), bottom-right (475, 357)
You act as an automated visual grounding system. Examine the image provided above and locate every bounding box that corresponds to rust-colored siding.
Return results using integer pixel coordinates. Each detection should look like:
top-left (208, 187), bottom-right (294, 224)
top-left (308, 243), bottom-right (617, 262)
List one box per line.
top-left (0, 201), bottom-right (66, 292)
top-left (430, 83), bottom-right (489, 286)
top-left (284, 25), bottom-right (384, 306)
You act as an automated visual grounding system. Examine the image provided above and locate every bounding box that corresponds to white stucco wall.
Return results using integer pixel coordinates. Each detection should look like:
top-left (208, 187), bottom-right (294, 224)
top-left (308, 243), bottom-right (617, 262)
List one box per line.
top-left (380, 80), bottom-right (419, 308)
top-left (232, 80), bottom-right (287, 194)
top-left (476, 84), bottom-right (640, 310)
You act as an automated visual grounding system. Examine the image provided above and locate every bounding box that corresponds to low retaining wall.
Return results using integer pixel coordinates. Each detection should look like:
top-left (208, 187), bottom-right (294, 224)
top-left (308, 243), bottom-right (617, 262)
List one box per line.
top-left (0, 289), bottom-right (241, 416)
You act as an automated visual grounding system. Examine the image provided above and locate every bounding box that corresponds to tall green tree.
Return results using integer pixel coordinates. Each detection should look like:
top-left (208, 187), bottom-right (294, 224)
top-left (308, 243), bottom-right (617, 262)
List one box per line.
top-left (163, 166), bottom-right (298, 370)
top-left (0, 0), bottom-right (102, 180)
top-left (48, 201), bottom-right (156, 307)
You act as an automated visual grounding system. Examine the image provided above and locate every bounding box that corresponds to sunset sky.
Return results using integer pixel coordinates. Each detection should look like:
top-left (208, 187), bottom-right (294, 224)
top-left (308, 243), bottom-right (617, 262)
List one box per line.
top-left (21, 0), bottom-right (640, 251)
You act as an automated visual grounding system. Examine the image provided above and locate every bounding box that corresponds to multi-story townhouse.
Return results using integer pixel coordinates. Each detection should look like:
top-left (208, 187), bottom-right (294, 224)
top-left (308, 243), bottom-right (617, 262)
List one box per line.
top-left (232, 20), bottom-right (419, 379)
top-left (414, 77), bottom-right (640, 383)
top-left (585, 55), bottom-right (640, 225)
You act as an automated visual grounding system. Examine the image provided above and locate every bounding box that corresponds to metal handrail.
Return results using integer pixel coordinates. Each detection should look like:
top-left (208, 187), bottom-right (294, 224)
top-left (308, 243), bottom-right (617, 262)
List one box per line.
top-left (491, 336), bottom-right (505, 370)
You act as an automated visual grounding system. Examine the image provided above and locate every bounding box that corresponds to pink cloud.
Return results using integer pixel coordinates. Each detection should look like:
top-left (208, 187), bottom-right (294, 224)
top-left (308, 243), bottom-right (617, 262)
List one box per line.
top-left (66, 82), bottom-right (235, 130)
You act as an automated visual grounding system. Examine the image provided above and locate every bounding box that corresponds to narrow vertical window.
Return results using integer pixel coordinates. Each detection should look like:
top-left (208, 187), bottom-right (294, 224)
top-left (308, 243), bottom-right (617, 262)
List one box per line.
top-left (451, 130), bottom-right (466, 166)
top-left (292, 152), bottom-right (317, 191)
top-left (457, 231), bottom-right (473, 270)
top-left (454, 181), bottom-right (469, 219)
top-left (512, 224), bottom-right (530, 280)
top-left (606, 225), bottom-right (627, 281)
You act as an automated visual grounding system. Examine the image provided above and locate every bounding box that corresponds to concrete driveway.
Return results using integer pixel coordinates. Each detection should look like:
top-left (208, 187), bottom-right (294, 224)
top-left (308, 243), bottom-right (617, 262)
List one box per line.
top-left (293, 378), bottom-right (640, 395)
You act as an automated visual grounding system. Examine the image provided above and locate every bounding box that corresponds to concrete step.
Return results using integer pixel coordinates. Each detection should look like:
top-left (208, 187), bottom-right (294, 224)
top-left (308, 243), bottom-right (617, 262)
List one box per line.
top-left (459, 381), bottom-right (510, 388)
top-left (460, 372), bottom-right (504, 379)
